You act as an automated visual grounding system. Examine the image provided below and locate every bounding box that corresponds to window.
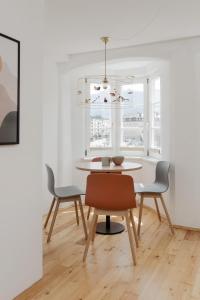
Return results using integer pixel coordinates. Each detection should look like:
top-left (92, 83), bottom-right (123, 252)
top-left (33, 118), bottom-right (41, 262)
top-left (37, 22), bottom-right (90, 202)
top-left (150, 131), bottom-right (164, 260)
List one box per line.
top-left (149, 77), bottom-right (161, 155)
top-left (120, 83), bottom-right (144, 149)
top-left (85, 77), bottom-right (161, 157)
top-left (89, 84), bottom-right (112, 148)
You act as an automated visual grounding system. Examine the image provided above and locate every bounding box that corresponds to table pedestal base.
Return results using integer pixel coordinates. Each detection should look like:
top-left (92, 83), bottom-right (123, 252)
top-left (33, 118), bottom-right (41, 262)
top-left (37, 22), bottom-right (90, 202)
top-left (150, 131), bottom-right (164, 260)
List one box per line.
top-left (96, 221), bottom-right (125, 235)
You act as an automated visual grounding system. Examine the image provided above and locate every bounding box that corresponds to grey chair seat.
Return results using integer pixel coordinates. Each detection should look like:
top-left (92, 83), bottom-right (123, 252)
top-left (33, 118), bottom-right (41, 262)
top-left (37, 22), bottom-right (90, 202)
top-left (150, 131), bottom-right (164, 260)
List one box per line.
top-left (135, 182), bottom-right (168, 194)
top-left (55, 185), bottom-right (84, 198)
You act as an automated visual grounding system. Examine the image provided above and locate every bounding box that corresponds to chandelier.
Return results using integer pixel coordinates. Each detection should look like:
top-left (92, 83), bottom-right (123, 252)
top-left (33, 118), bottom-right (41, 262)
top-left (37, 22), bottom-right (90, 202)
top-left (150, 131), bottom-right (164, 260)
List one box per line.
top-left (77, 37), bottom-right (135, 107)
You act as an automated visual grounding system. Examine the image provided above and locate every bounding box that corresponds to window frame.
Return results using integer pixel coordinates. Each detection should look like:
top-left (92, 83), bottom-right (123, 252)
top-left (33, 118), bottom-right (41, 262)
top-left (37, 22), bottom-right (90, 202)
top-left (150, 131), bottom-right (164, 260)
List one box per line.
top-left (148, 76), bottom-right (162, 158)
top-left (84, 76), bottom-right (161, 158)
top-left (118, 78), bottom-right (148, 156)
top-left (85, 96), bottom-right (114, 157)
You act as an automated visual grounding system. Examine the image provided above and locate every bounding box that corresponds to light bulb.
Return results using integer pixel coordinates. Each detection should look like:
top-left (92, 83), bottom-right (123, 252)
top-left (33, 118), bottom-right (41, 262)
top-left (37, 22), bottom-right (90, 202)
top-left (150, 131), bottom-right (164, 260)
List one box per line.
top-left (102, 77), bottom-right (109, 90)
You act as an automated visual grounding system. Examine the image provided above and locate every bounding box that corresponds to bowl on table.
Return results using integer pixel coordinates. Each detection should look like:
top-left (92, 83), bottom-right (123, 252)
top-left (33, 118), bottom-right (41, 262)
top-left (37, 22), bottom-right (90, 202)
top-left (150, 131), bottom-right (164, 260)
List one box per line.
top-left (112, 156), bottom-right (124, 166)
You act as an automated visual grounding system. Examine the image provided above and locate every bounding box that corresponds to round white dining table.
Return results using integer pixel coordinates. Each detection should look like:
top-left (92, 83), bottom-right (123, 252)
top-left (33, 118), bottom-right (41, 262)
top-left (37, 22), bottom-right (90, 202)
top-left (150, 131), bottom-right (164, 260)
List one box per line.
top-left (76, 160), bottom-right (142, 235)
top-left (76, 161), bottom-right (142, 173)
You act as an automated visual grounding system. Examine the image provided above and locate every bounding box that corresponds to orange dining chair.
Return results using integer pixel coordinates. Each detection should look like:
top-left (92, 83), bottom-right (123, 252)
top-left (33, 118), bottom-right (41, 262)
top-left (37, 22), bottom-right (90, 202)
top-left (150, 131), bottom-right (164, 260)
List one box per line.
top-left (83, 173), bottom-right (138, 265)
top-left (86, 157), bottom-right (122, 220)
top-left (86, 157), bottom-right (102, 220)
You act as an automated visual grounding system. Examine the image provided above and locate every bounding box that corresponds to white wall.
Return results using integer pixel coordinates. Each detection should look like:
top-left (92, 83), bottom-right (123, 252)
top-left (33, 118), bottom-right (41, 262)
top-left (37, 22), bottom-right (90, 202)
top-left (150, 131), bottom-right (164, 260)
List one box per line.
top-left (58, 71), bottom-right (73, 187)
top-left (59, 37), bottom-right (200, 228)
top-left (42, 57), bottom-right (73, 213)
top-left (170, 49), bottom-right (200, 227)
top-left (43, 56), bottom-right (59, 212)
top-left (0, 1), bottom-right (44, 299)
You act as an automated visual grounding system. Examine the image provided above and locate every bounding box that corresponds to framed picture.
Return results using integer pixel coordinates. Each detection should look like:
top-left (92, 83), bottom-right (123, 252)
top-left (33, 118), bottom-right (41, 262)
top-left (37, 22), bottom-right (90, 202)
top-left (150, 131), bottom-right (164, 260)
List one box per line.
top-left (0, 33), bottom-right (20, 145)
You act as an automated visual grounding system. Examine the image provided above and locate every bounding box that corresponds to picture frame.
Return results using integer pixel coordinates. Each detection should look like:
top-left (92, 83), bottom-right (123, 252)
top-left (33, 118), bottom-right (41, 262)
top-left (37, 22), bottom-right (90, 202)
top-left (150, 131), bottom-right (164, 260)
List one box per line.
top-left (0, 33), bottom-right (20, 145)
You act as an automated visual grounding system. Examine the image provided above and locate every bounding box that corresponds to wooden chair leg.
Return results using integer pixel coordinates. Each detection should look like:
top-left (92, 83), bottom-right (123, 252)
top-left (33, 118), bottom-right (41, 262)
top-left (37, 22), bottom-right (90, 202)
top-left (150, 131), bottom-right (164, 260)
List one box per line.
top-left (154, 197), bottom-right (161, 222)
top-left (92, 215), bottom-right (98, 242)
top-left (129, 209), bottom-right (139, 248)
top-left (125, 211), bottom-right (137, 266)
top-left (74, 200), bottom-right (79, 226)
top-left (83, 213), bottom-right (97, 262)
top-left (137, 194), bottom-right (144, 238)
top-left (159, 194), bottom-right (175, 235)
top-left (87, 206), bottom-right (91, 220)
top-left (78, 197), bottom-right (88, 240)
top-left (47, 199), bottom-right (60, 243)
top-left (44, 197), bottom-right (56, 229)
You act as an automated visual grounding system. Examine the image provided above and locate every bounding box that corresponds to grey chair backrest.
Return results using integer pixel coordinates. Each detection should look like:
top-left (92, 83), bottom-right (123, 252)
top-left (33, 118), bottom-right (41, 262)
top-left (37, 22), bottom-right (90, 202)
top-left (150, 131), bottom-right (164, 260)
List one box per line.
top-left (45, 164), bottom-right (56, 197)
top-left (154, 161), bottom-right (170, 191)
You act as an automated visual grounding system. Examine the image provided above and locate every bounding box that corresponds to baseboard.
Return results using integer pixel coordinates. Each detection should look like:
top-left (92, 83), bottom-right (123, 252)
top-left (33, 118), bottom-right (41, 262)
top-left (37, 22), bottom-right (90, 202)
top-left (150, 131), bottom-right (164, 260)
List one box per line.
top-left (173, 224), bottom-right (200, 232)
top-left (142, 203), bottom-right (200, 232)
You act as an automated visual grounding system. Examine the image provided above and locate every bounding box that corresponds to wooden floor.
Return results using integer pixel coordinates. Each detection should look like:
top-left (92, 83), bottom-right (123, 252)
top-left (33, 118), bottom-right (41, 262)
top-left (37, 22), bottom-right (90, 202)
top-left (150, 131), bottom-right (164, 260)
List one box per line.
top-left (15, 206), bottom-right (200, 300)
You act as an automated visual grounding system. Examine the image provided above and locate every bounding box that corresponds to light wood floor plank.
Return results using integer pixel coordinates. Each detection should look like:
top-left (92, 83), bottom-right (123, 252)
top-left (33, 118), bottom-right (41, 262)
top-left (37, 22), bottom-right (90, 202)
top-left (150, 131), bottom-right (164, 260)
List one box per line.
top-left (15, 206), bottom-right (200, 300)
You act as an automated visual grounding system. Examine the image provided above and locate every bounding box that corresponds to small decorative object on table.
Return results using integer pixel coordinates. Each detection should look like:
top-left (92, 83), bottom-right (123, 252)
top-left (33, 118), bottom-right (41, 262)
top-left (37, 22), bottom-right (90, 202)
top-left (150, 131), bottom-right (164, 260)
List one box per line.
top-left (112, 156), bottom-right (124, 166)
top-left (101, 157), bottom-right (111, 166)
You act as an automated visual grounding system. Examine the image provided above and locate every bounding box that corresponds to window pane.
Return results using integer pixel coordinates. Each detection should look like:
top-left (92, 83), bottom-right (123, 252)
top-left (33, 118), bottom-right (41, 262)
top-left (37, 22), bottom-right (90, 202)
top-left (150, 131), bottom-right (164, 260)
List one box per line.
top-left (151, 78), bottom-right (160, 127)
top-left (151, 128), bottom-right (161, 148)
top-left (89, 84), bottom-right (112, 148)
top-left (90, 108), bottom-right (112, 148)
top-left (120, 83), bottom-right (144, 148)
top-left (150, 78), bottom-right (161, 151)
top-left (121, 127), bottom-right (144, 147)
top-left (151, 78), bottom-right (160, 103)
top-left (152, 102), bottom-right (160, 127)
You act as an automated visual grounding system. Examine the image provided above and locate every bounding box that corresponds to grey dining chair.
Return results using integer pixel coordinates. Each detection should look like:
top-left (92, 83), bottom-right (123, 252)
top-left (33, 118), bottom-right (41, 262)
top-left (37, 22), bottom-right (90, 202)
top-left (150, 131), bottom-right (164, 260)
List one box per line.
top-left (44, 164), bottom-right (88, 242)
top-left (135, 161), bottom-right (174, 237)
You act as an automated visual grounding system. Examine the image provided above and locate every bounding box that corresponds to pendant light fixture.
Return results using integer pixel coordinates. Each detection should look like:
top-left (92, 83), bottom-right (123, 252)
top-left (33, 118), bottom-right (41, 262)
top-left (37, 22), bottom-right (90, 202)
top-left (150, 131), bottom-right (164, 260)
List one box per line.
top-left (101, 36), bottom-right (109, 89)
top-left (77, 36), bottom-right (136, 107)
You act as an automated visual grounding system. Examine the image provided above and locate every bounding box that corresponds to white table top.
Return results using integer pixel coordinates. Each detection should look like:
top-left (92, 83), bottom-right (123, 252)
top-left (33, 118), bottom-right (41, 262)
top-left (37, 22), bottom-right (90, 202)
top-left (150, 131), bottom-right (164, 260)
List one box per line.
top-left (76, 161), bottom-right (142, 172)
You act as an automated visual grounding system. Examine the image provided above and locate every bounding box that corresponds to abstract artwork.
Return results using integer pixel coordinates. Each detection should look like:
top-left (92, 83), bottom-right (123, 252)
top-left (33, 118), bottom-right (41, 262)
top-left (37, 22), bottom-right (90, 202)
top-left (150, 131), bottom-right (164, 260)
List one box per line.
top-left (0, 33), bottom-right (20, 145)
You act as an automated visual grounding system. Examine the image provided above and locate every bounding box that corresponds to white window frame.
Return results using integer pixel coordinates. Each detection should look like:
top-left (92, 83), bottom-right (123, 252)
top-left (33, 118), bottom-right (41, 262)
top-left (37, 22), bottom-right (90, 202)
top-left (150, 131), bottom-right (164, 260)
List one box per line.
top-left (149, 76), bottom-right (162, 158)
top-left (85, 99), bottom-right (114, 157)
top-left (84, 76), bottom-right (161, 158)
top-left (118, 78), bottom-right (147, 157)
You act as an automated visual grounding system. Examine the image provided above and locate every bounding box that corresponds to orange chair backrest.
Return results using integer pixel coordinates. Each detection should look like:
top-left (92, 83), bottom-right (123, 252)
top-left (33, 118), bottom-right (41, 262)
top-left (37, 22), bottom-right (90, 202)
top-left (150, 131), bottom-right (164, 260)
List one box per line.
top-left (85, 173), bottom-right (136, 211)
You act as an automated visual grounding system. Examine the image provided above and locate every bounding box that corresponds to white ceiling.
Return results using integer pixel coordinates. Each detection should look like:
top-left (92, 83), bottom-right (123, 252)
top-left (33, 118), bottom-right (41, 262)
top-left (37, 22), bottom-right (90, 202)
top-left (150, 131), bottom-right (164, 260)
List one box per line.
top-left (107, 60), bottom-right (153, 71)
top-left (45, 0), bottom-right (200, 56)
top-left (73, 58), bottom-right (156, 75)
